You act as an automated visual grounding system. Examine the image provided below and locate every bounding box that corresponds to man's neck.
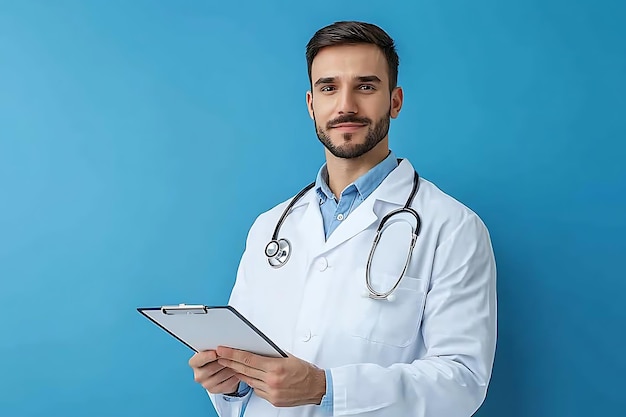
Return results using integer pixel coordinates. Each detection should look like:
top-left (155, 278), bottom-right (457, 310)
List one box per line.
top-left (325, 141), bottom-right (390, 199)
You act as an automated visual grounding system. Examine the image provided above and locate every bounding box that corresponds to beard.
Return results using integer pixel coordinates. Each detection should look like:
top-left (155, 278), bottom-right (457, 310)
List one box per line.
top-left (314, 110), bottom-right (391, 159)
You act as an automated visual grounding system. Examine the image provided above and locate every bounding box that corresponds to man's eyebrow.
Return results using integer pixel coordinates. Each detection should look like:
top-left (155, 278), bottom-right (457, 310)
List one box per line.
top-left (314, 77), bottom-right (336, 86)
top-left (314, 75), bottom-right (382, 86)
top-left (356, 75), bottom-right (382, 83)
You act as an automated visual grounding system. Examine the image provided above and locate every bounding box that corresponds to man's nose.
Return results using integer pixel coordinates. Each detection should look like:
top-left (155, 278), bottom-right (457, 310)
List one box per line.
top-left (337, 91), bottom-right (358, 115)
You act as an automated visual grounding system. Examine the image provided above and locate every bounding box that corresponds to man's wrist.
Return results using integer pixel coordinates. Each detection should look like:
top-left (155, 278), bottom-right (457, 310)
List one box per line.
top-left (312, 367), bottom-right (327, 405)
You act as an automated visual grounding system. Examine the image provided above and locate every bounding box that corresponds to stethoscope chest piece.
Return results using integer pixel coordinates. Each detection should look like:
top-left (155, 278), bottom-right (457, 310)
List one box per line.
top-left (265, 238), bottom-right (291, 268)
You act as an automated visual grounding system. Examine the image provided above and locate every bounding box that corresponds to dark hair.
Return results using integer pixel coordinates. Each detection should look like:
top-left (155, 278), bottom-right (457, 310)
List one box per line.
top-left (305, 21), bottom-right (399, 91)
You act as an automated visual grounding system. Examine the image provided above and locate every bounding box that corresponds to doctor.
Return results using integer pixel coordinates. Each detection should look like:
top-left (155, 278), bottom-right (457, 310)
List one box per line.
top-left (189, 21), bottom-right (497, 417)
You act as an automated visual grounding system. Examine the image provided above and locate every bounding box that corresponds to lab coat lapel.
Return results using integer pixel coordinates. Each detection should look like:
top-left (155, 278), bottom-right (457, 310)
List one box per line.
top-left (322, 198), bottom-right (378, 253)
top-left (318, 160), bottom-right (416, 255)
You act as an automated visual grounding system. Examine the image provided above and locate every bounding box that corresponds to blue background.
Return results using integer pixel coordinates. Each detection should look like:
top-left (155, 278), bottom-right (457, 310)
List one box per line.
top-left (1, 1), bottom-right (624, 416)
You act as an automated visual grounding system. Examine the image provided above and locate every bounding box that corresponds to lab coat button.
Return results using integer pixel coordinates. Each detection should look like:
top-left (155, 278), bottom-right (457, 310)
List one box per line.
top-left (302, 330), bottom-right (312, 342)
top-left (316, 257), bottom-right (328, 271)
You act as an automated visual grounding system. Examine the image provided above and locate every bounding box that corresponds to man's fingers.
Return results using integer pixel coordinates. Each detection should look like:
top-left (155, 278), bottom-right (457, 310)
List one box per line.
top-left (236, 373), bottom-right (268, 394)
top-left (193, 361), bottom-right (223, 383)
top-left (207, 374), bottom-right (239, 394)
top-left (202, 367), bottom-right (237, 392)
top-left (189, 350), bottom-right (217, 368)
top-left (218, 358), bottom-right (266, 380)
top-left (217, 346), bottom-right (259, 368)
top-left (216, 346), bottom-right (277, 372)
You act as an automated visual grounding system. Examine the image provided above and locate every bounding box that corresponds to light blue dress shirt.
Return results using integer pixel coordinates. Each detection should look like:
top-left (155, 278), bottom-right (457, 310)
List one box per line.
top-left (226, 151), bottom-right (398, 416)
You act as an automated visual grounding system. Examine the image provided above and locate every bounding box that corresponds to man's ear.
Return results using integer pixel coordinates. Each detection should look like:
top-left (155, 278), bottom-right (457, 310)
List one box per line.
top-left (306, 91), bottom-right (314, 120)
top-left (390, 86), bottom-right (404, 119)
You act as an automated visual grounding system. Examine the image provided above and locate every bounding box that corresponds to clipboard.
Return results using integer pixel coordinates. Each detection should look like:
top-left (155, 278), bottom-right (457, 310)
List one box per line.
top-left (137, 304), bottom-right (287, 358)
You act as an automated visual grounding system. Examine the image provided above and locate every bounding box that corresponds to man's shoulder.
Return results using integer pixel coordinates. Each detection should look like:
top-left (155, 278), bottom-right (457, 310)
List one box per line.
top-left (245, 186), bottom-right (312, 236)
top-left (416, 177), bottom-right (472, 213)
top-left (255, 198), bottom-right (294, 224)
top-left (414, 176), bottom-right (489, 236)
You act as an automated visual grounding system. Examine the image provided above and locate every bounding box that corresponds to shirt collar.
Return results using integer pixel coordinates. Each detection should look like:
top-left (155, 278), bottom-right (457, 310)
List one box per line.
top-left (315, 165), bottom-right (334, 203)
top-left (315, 150), bottom-right (398, 203)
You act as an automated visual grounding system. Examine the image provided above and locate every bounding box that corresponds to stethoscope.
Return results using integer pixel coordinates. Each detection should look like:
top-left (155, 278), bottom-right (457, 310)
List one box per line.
top-left (265, 165), bottom-right (422, 301)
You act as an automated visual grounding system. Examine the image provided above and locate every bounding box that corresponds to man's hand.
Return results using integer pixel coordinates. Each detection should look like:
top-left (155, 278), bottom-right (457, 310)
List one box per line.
top-left (188, 350), bottom-right (241, 395)
top-left (216, 346), bottom-right (326, 408)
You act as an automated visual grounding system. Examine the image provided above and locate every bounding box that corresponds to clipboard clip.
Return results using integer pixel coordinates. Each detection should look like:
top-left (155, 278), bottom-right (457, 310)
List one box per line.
top-left (161, 304), bottom-right (208, 315)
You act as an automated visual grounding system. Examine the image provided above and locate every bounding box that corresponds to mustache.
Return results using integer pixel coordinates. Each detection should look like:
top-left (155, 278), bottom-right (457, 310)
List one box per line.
top-left (326, 115), bottom-right (371, 129)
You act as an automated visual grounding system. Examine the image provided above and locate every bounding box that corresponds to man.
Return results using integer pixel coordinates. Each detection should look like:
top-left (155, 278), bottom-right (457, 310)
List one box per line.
top-left (189, 21), bottom-right (497, 417)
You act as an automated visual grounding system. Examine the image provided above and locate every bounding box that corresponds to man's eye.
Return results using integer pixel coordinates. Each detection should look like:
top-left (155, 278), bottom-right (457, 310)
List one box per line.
top-left (320, 86), bottom-right (335, 92)
top-left (359, 84), bottom-right (375, 91)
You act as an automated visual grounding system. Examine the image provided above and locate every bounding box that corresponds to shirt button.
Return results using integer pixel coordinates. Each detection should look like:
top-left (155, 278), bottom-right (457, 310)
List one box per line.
top-left (316, 257), bottom-right (328, 271)
top-left (336, 213), bottom-right (344, 221)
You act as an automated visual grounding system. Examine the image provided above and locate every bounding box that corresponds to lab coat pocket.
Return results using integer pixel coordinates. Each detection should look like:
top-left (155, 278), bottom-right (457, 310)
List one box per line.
top-left (345, 267), bottom-right (427, 348)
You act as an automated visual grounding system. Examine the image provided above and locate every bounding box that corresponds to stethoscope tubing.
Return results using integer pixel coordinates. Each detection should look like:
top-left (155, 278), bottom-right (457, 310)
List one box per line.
top-left (265, 162), bottom-right (422, 300)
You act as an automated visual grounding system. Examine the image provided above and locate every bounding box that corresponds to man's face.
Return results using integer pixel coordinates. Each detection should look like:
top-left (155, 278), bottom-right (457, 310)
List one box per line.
top-left (306, 44), bottom-right (403, 159)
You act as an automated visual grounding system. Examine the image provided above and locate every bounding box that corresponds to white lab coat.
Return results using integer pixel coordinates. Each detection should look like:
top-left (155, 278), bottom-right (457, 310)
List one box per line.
top-left (209, 159), bottom-right (497, 417)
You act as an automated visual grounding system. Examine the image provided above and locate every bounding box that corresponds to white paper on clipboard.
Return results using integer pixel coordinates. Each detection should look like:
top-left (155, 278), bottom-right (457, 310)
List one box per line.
top-left (137, 305), bottom-right (287, 358)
